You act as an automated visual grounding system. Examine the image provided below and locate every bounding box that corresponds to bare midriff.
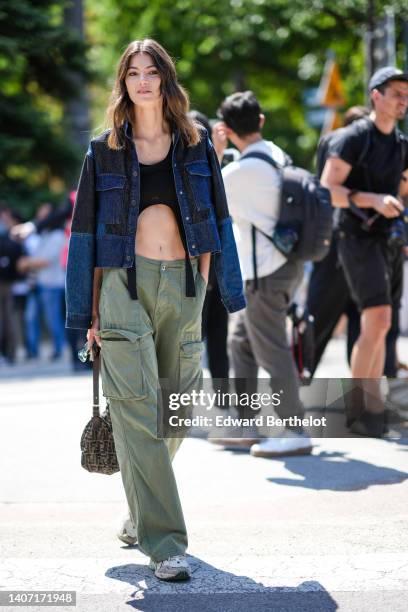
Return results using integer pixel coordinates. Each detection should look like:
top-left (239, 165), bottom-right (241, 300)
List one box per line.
top-left (135, 204), bottom-right (192, 260)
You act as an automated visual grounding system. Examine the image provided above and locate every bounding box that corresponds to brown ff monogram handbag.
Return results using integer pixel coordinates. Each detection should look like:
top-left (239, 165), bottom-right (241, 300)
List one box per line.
top-left (79, 343), bottom-right (120, 475)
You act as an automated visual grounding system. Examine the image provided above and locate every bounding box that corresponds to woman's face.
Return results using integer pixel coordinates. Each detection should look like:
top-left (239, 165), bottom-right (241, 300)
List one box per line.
top-left (125, 53), bottom-right (162, 107)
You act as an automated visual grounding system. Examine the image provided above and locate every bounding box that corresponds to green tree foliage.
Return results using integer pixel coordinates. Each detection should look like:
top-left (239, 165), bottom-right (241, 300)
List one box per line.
top-left (0, 0), bottom-right (90, 216)
top-left (86, 0), bottom-right (408, 166)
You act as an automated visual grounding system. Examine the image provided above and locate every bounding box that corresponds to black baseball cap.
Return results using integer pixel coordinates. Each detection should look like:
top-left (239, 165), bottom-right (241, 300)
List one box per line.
top-left (369, 66), bottom-right (408, 91)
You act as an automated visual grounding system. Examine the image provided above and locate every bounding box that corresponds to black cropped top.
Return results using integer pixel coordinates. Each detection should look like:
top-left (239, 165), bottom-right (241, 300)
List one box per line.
top-left (139, 143), bottom-right (181, 225)
top-left (138, 143), bottom-right (195, 296)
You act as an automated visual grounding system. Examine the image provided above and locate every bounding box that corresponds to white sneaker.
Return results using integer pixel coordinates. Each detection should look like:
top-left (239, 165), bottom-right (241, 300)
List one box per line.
top-left (149, 554), bottom-right (191, 581)
top-left (117, 516), bottom-right (137, 545)
top-left (250, 431), bottom-right (313, 458)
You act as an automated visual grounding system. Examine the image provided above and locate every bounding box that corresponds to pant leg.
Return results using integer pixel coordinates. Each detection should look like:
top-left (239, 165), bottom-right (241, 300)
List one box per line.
top-left (383, 245), bottom-right (404, 377)
top-left (229, 308), bottom-right (260, 413)
top-left (245, 261), bottom-right (305, 422)
top-left (229, 309), bottom-right (258, 379)
top-left (0, 283), bottom-right (7, 357)
top-left (384, 307), bottom-right (399, 377)
top-left (25, 288), bottom-right (41, 358)
top-left (0, 282), bottom-right (17, 361)
top-left (307, 237), bottom-right (351, 374)
top-left (346, 301), bottom-right (361, 365)
top-left (11, 294), bottom-right (24, 357)
top-left (39, 286), bottom-right (65, 355)
top-left (206, 283), bottom-right (229, 382)
top-left (5, 285), bottom-right (16, 361)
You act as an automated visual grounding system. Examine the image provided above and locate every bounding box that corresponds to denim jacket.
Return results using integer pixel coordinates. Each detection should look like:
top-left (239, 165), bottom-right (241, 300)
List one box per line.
top-left (65, 122), bottom-right (246, 329)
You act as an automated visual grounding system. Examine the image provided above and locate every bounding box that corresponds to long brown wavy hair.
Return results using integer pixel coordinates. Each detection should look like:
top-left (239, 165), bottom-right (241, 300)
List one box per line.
top-left (106, 39), bottom-right (200, 149)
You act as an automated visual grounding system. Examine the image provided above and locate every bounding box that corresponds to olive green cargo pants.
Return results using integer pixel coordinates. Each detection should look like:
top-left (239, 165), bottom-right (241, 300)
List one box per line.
top-left (98, 254), bottom-right (205, 562)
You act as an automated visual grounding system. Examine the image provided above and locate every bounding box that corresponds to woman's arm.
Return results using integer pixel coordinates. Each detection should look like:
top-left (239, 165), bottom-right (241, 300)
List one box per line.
top-left (66, 144), bottom-right (96, 330)
top-left (16, 256), bottom-right (49, 273)
top-left (87, 268), bottom-right (103, 347)
top-left (198, 252), bottom-right (211, 283)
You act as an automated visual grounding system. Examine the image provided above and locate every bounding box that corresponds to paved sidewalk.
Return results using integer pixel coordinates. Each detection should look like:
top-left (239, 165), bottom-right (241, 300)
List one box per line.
top-left (1, 338), bottom-right (408, 611)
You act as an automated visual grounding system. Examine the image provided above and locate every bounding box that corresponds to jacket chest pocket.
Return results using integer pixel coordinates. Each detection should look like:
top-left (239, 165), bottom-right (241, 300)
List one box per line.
top-left (96, 173), bottom-right (126, 224)
top-left (184, 161), bottom-right (212, 216)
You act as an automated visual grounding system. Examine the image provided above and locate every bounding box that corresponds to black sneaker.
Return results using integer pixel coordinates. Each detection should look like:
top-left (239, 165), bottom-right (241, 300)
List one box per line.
top-left (348, 411), bottom-right (386, 438)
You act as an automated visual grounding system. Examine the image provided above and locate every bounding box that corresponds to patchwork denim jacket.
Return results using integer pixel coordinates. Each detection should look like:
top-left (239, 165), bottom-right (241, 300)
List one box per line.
top-left (65, 122), bottom-right (246, 329)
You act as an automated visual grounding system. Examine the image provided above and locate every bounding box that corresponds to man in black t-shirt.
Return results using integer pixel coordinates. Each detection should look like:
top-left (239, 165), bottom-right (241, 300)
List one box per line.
top-left (321, 66), bottom-right (408, 436)
top-left (308, 106), bottom-right (370, 374)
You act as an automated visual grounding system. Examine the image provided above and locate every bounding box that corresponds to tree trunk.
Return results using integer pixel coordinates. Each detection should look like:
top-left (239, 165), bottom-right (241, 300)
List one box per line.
top-left (364, 0), bottom-right (375, 102)
top-left (63, 0), bottom-right (91, 158)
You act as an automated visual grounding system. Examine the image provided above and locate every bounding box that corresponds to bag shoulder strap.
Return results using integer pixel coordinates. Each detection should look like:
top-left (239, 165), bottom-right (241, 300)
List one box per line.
top-left (240, 150), bottom-right (282, 170)
top-left (240, 151), bottom-right (284, 230)
top-left (396, 130), bottom-right (408, 173)
top-left (240, 151), bottom-right (284, 290)
top-left (92, 345), bottom-right (100, 417)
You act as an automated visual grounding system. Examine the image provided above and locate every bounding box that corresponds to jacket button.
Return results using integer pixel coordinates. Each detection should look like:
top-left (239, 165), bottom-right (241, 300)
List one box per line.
top-left (126, 255), bottom-right (131, 260)
top-left (192, 244), bottom-right (196, 249)
top-left (186, 216), bottom-right (190, 221)
top-left (179, 190), bottom-right (183, 195)
top-left (131, 199), bottom-right (136, 206)
top-left (133, 170), bottom-right (138, 177)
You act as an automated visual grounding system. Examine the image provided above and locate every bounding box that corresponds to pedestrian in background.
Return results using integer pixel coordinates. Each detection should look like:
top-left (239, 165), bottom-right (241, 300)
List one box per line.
top-left (321, 66), bottom-right (408, 437)
top-left (0, 203), bottom-right (26, 364)
top-left (13, 193), bottom-right (88, 369)
top-left (188, 110), bottom-right (230, 394)
top-left (213, 91), bottom-right (313, 458)
top-left (20, 203), bottom-right (66, 361)
top-left (307, 105), bottom-right (370, 375)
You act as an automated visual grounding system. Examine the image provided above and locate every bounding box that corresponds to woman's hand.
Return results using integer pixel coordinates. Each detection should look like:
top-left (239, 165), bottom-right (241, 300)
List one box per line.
top-left (212, 122), bottom-right (228, 163)
top-left (199, 270), bottom-right (209, 285)
top-left (87, 315), bottom-right (101, 349)
top-left (373, 194), bottom-right (403, 218)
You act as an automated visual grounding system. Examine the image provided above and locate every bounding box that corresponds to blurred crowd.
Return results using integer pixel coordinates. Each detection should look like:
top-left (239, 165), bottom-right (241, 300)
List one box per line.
top-left (0, 195), bottom-right (89, 371)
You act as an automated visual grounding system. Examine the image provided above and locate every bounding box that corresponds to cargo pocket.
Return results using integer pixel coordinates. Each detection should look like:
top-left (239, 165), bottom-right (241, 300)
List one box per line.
top-left (179, 340), bottom-right (203, 395)
top-left (96, 173), bottom-right (126, 224)
top-left (99, 328), bottom-right (149, 400)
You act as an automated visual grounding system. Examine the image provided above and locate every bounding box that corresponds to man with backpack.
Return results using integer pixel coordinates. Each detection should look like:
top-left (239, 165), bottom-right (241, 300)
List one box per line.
top-left (211, 91), bottom-right (324, 457)
top-left (321, 67), bottom-right (408, 437)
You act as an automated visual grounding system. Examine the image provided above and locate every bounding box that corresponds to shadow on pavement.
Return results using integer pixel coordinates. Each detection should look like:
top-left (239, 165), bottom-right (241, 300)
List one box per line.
top-left (267, 450), bottom-right (408, 491)
top-left (0, 362), bottom-right (90, 381)
top-left (105, 559), bottom-right (338, 611)
top-left (394, 437), bottom-right (408, 448)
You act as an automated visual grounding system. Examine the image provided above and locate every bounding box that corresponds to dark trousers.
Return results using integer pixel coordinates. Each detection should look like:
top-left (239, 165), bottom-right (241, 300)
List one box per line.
top-left (201, 281), bottom-right (229, 390)
top-left (0, 282), bottom-right (17, 362)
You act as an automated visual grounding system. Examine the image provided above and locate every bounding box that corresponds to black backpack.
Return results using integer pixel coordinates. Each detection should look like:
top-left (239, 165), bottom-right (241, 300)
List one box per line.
top-left (241, 152), bottom-right (333, 275)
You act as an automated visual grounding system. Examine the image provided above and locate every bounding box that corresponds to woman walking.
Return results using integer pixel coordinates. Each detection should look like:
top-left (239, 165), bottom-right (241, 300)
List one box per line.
top-left (65, 39), bottom-right (245, 581)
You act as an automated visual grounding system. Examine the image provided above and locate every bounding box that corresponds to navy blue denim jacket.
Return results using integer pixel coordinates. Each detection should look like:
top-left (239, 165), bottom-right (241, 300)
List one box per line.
top-left (65, 122), bottom-right (246, 329)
